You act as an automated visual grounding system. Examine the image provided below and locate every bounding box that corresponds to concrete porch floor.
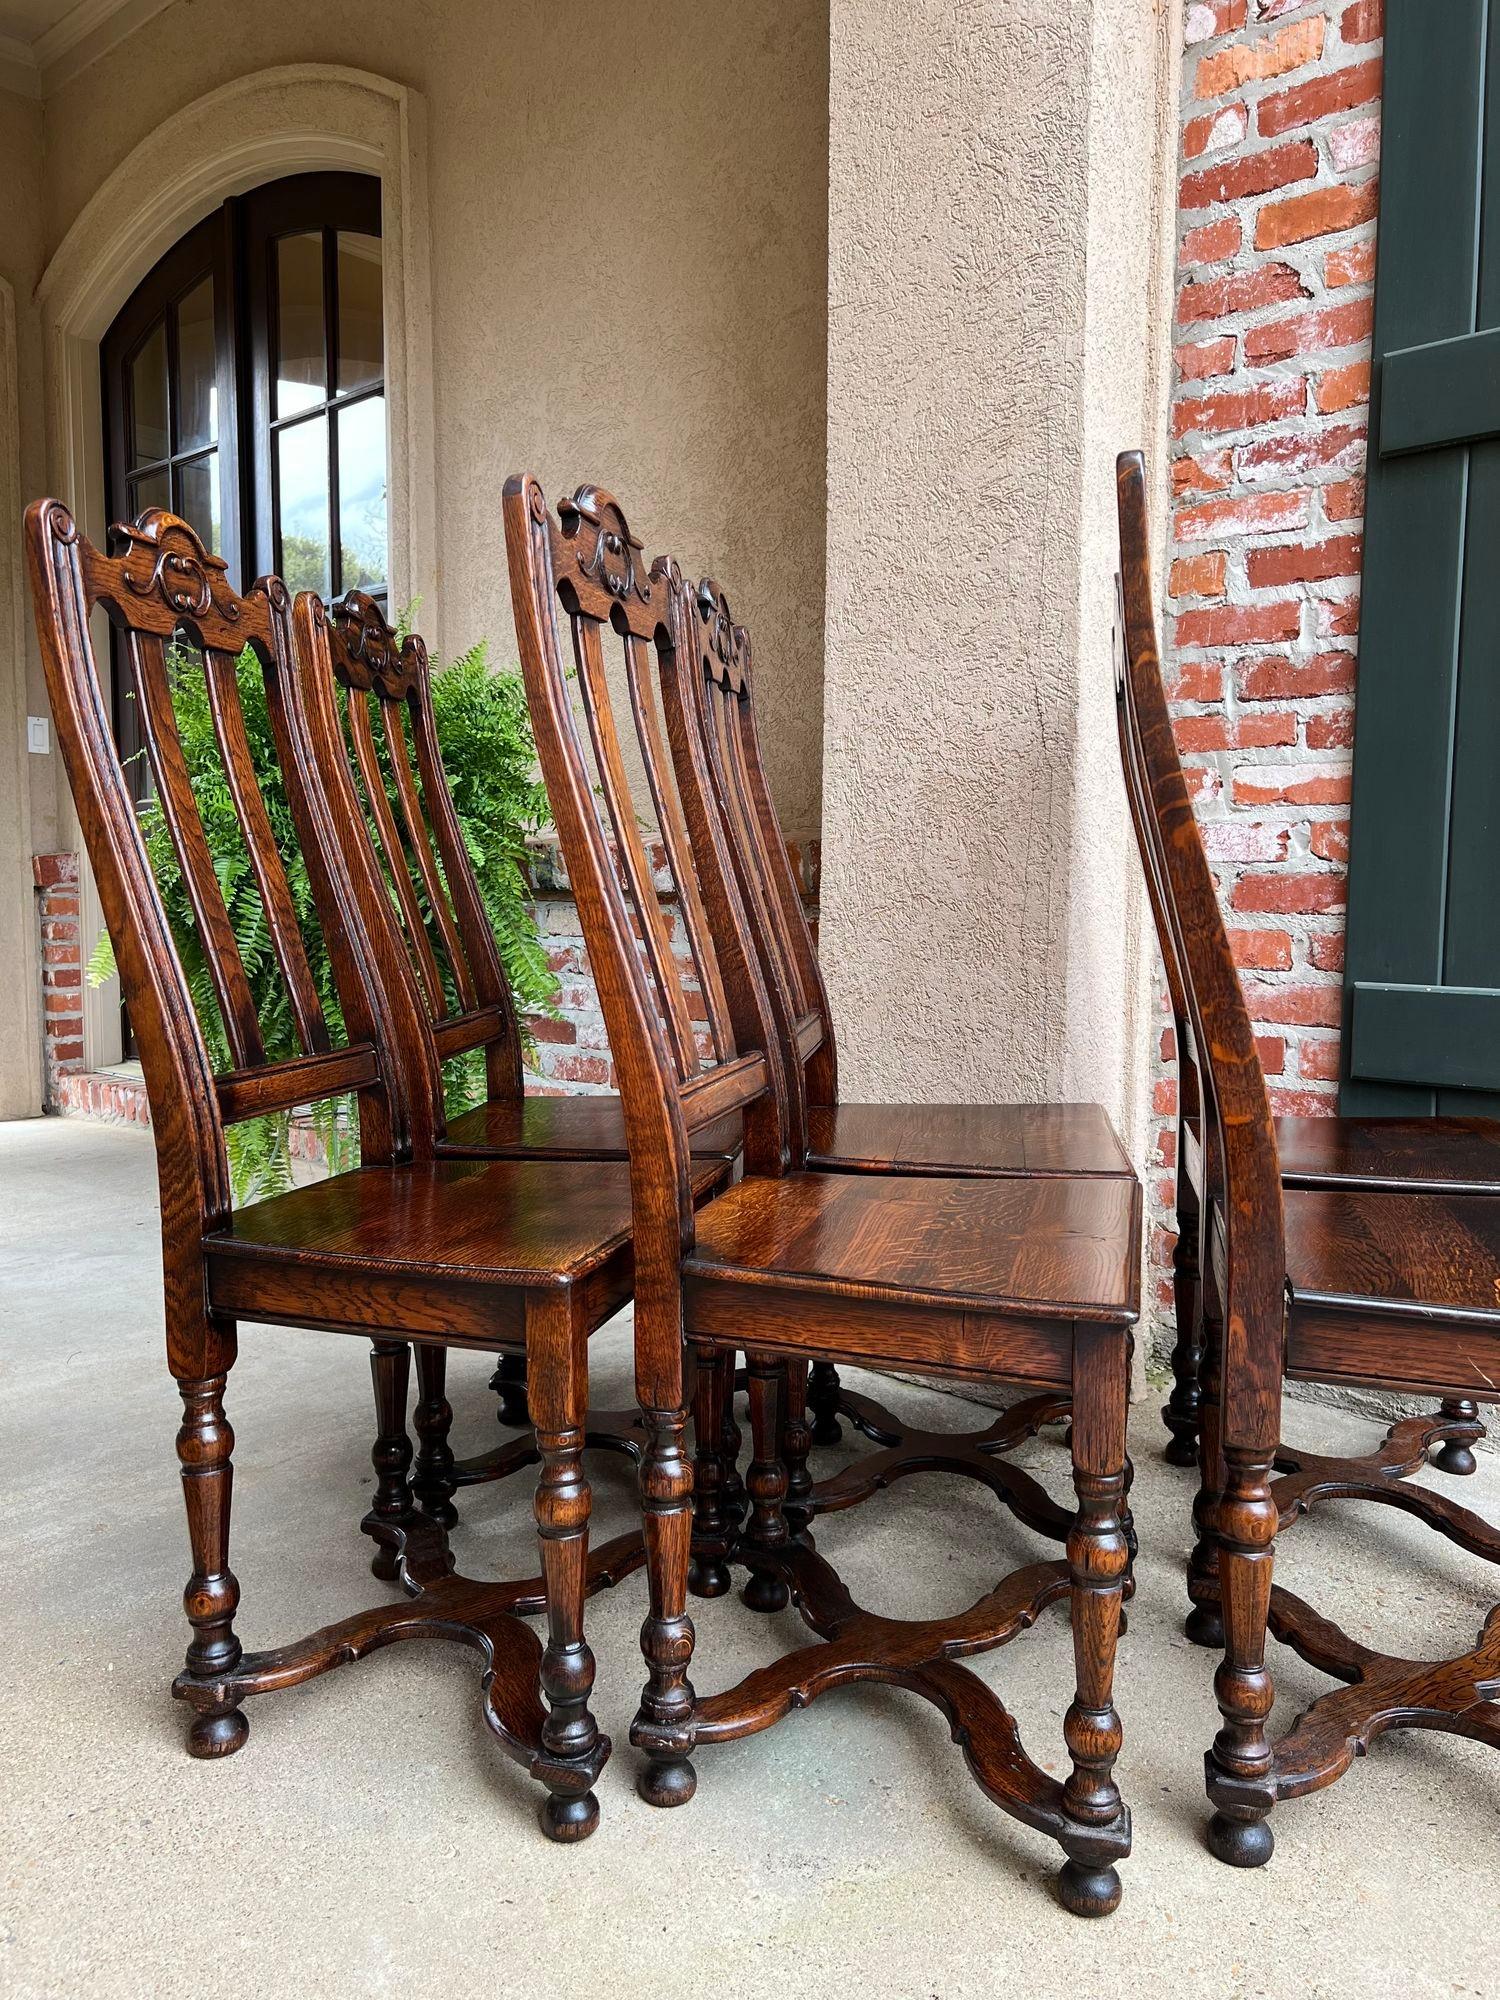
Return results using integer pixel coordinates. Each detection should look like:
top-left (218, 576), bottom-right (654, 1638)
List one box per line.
top-left (1, 1117), bottom-right (1497, 2000)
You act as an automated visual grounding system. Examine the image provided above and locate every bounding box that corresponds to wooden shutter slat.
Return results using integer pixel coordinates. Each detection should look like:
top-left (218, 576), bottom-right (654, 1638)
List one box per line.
top-left (1380, 328), bottom-right (1500, 454)
top-left (1349, 985), bottom-right (1500, 1093)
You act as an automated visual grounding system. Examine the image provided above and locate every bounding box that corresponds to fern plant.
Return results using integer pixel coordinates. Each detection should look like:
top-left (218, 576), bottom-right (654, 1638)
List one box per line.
top-left (89, 632), bottom-right (555, 1201)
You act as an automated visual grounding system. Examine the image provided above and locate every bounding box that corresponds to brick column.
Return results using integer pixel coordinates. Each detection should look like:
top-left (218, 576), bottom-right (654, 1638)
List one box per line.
top-left (1151, 0), bottom-right (1381, 1311)
top-left (33, 852), bottom-right (84, 1103)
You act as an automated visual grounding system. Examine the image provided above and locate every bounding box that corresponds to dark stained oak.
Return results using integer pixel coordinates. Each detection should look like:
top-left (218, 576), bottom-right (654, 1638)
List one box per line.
top-left (21, 499), bottom-right (696, 1843)
top-left (1116, 449), bottom-right (1500, 1868)
top-left (805, 1101), bottom-right (1134, 1179)
top-left (687, 1171), bottom-right (1140, 1321)
top-left (506, 472), bottom-right (1140, 1915)
top-left (444, 1094), bottom-right (741, 1164)
top-left (1275, 1114), bottom-right (1500, 1195)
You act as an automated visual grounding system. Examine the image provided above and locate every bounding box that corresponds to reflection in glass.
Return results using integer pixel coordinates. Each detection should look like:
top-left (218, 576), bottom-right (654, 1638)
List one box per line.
top-left (276, 414), bottom-right (330, 595)
top-left (336, 233), bottom-right (383, 396)
top-left (337, 397), bottom-right (387, 591)
top-left (130, 321), bottom-right (170, 465)
top-left (128, 466), bottom-right (171, 517)
top-left (275, 232), bottom-right (325, 416)
top-left (177, 277), bottom-right (217, 451)
top-left (177, 454), bottom-right (221, 555)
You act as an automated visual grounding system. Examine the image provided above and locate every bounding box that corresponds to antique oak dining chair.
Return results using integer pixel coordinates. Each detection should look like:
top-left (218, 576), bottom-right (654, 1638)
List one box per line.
top-left (24, 500), bottom-right (724, 1841)
top-left (678, 575), bottom-right (1135, 1452)
top-left (1115, 449), bottom-right (1500, 1866)
top-left (318, 589), bottom-right (739, 1517)
top-left (506, 472), bottom-right (1142, 1917)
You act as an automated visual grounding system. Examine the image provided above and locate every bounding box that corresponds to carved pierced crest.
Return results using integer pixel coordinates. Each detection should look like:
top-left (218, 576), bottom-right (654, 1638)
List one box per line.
top-left (559, 486), bottom-right (654, 609)
top-left (694, 577), bottom-right (749, 695)
top-left (328, 590), bottom-right (422, 700)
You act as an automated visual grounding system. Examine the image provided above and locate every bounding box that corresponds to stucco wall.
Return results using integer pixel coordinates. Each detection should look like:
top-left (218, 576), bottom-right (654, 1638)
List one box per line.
top-left (820, 0), bottom-right (1178, 1144)
top-left (0, 85), bottom-right (49, 1116)
top-left (32, 0), bottom-right (829, 846)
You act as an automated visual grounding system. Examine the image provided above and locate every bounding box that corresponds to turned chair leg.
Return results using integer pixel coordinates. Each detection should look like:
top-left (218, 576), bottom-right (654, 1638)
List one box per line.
top-left (412, 1343), bottom-right (459, 1528)
top-left (809, 1359), bottom-right (842, 1446)
top-left (491, 1352), bottom-right (531, 1430)
top-left (782, 1358), bottom-right (814, 1532)
top-left (632, 1401), bottom-right (697, 1808)
top-left (175, 1372), bottom-right (249, 1758)
top-left (689, 1343), bottom-right (733, 1599)
top-left (1162, 1190), bottom-right (1203, 1466)
top-left (1057, 1326), bottom-right (1130, 1919)
top-left (1433, 1397), bottom-right (1483, 1477)
top-left (365, 1338), bottom-right (416, 1582)
top-left (1205, 1442), bottom-right (1278, 1868)
top-left (1186, 1271), bottom-right (1227, 1650)
top-left (527, 1300), bottom-right (604, 1842)
top-left (741, 1352), bottom-right (791, 1613)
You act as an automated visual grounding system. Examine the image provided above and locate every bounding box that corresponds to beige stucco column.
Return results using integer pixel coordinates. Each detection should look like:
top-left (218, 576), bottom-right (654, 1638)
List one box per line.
top-left (820, 0), bottom-right (1180, 1165)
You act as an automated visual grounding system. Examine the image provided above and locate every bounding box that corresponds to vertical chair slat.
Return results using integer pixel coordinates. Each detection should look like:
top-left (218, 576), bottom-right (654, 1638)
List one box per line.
top-left (346, 687), bottom-right (445, 1017)
top-left (623, 628), bottom-right (735, 1065)
top-left (380, 698), bottom-right (478, 1014)
top-left (127, 628), bottom-right (267, 1070)
top-left (572, 614), bottom-right (700, 1080)
top-left (202, 645), bottom-right (330, 1056)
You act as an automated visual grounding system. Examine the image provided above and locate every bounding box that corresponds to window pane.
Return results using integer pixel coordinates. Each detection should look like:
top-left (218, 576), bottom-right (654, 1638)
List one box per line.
top-left (337, 396), bottom-right (387, 592)
top-left (275, 232), bottom-right (325, 417)
top-left (276, 414), bottom-right (330, 595)
top-left (177, 454), bottom-right (221, 556)
top-left (128, 466), bottom-right (170, 517)
top-left (129, 320), bottom-right (169, 465)
top-left (176, 276), bottom-right (217, 452)
top-left (336, 232), bottom-right (383, 396)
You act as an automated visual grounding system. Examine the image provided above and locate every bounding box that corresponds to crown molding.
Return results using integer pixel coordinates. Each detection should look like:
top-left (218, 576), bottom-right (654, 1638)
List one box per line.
top-left (0, 0), bottom-right (174, 99)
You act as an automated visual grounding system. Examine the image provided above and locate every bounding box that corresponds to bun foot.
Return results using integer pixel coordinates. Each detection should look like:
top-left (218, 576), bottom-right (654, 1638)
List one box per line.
top-left (370, 1543), bottom-right (402, 1583)
top-left (637, 1756), bottom-right (696, 1809)
top-left (1184, 1603), bottom-right (1224, 1648)
top-left (1163, 1432), bottom-right (1199, 1468)
top-left (186, 1708), bottom-right (249, 1759)
top-left (810, 1414), bottom-right (841, 1447)
top-left (688, 1556), bottom-right (732, 1599)
top-left (1057, 1860), bottom-right (1122, 1919)
top-left (417, 1497), bottom-right (459, 1531)
top-left (539, 1789), bottom-right (600, 1843)
top-left (741, 1571), bottom-right (789, 1614)
top-left (1207, 1811), bottom-right (1274, 1869)
top-left (1433, 1438), bottom-right (1478, 1477)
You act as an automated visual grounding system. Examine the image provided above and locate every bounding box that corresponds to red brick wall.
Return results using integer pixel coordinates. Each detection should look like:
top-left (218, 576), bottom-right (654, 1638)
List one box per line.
top-left (33, 853), bottom-right (85, 1101)
top-left (1152, 0), bottom-right (1381, 1313)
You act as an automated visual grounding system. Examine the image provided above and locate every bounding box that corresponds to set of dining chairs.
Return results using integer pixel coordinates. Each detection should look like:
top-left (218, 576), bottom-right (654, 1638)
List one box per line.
top-left (22, 449), bottom-right (1500, 1918)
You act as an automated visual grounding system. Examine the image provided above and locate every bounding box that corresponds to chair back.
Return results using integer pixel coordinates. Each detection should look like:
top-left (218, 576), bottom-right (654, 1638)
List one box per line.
top-left (324, 590), bottom-right (524, 1101)
top-left (23, 503), bottom-right (437, 1259)
top-left (1113, 452), bottom-right (1285, 1447)
top-left (682, 579), bottom-right (837, 1150)
top-left (503, 477), bottom-right (785, 1401)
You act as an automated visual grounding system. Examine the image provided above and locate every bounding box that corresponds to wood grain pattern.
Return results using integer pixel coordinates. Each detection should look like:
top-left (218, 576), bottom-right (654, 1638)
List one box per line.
top-left (506, 470), bottom-right (1140, 1912)
top-left (1117, 450), bottom-right (1500, 1867)
top-left (24, 498), bottom-right (713, 1839)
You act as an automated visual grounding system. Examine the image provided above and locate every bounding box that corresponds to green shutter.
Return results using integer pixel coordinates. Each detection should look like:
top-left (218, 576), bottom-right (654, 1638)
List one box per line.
top-left (1342, 0), bottom-right (1500, 1115)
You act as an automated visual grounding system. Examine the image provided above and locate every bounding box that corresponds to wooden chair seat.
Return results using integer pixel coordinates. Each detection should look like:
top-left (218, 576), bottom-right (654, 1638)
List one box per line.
top-left (1284, 1188), bottom-right (1500, 1384)
top-left (687, 1171), bottom-right (1140, 1326)
top-left (442, 1093), bottom-right (741, 1164)
top-left (206, 1155), bottom-right (728, 1346)
top-left (806, 1101), bottom-right (1134, 1179)
top-left (1275, 1115), bottom-right (1500, 1195)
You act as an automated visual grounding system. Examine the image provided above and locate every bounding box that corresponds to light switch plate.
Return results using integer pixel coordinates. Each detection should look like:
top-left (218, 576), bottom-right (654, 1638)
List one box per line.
top-left (27, 716), bottom-right (50, 754)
